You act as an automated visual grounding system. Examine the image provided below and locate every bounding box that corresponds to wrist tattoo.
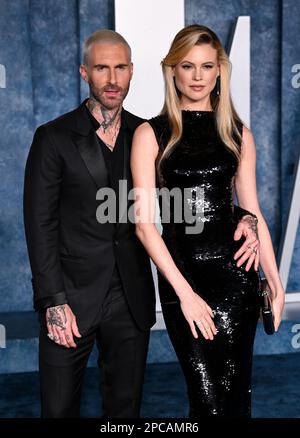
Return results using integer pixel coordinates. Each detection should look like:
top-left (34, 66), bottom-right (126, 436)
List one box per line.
top-left (241, 214), bottom-right (258, 239)
top-left (47, 305), bottom-right (67, 330)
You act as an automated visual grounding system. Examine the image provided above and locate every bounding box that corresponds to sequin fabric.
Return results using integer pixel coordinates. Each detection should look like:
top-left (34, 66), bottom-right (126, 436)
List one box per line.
top-left (148, 111), bottom-right (260, 418)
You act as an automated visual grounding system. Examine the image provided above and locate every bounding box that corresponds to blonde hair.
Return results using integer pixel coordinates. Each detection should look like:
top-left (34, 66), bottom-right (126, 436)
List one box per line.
top-left (82, 29), bottom-right (131, 66)
top-left (159, 24), bottom-right (244, 168)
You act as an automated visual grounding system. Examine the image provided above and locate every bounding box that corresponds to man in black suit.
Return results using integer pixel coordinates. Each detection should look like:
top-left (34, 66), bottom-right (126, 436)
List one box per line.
top-left (23, 29), bottom-right (260, 418)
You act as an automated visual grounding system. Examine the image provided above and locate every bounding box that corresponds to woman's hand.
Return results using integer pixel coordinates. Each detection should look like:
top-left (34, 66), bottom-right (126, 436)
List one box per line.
top-left (270, 286), bottom-right (285, 332)
top-left (180, 292), bottom-right (217, 340)
top-left (233, 214), bottom-right (260, 271)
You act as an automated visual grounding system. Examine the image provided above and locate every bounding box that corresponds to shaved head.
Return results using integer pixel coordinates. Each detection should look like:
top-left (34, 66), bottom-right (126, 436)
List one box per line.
top-left (83, 29), bottom-right (131, 66)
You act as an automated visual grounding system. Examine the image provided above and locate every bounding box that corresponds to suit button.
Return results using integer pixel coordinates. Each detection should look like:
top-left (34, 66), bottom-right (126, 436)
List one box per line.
top-left (114, 239), bottom-right (119, 246)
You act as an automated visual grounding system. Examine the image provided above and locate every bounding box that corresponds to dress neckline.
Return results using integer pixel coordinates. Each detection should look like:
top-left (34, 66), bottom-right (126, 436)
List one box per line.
top-left (181, 109), bottom-right (214, 113)
top-left (181, 109), bottom-right (215, 119)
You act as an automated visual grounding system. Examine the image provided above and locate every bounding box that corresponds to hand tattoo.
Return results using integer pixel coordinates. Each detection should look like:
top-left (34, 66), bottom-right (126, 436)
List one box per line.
top-left (47, 305), bottom-right (67, 331)
top-left (240, 214), bottom-right (259, 239)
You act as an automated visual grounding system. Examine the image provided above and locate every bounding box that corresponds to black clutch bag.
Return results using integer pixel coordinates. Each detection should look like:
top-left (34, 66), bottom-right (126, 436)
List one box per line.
top-left (258, 273), bottom-right (275, 335)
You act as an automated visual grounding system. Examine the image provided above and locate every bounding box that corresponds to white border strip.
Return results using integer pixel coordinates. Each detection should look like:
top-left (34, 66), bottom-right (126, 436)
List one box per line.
top-left (115, 0), bottom-right (185, 118)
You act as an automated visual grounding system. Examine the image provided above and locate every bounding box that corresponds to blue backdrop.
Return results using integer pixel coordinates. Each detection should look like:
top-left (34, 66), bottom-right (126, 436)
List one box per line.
top-left (0, 0), bottom-right (299, 312)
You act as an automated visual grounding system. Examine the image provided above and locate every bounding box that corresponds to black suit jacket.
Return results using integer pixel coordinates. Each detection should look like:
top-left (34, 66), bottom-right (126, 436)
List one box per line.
top-left (23, 100), bottom-right (156, 334)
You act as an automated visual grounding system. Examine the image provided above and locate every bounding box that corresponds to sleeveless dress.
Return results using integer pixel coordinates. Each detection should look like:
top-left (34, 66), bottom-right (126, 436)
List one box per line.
top-left (148, 110), bottom-right (260, 418)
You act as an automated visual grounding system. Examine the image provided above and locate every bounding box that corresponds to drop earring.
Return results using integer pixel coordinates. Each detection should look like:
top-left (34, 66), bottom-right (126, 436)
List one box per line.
top-left (216, 75), bottom-right (221, 96)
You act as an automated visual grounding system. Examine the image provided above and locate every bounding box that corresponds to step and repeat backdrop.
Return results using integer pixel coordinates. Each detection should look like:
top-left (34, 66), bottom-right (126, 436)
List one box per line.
top-left (0, 0), bottom-right (299, 314)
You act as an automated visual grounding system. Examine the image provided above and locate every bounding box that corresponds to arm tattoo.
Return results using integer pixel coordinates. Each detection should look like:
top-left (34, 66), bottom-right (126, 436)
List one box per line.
top-left (47, 305), bottom-right (67, 330)
top-left (240, 214), bottom-right (259, 239)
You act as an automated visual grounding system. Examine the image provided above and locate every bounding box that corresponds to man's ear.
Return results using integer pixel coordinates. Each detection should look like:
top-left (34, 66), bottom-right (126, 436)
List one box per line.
top-left (79, 64), bottom-right (88, 83)
top-left (130, 62), bottom-right (134, 79)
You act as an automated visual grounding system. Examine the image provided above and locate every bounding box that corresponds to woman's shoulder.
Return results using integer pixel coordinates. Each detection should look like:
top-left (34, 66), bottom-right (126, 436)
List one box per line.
top-left (232, 118), bottom-right (245, 148)
top-left (148, 113), bottom-right (169, 126)
top-left (235, 121), bottom-right (254, 144)
top-left (147, 114), bottom-right (171, 148)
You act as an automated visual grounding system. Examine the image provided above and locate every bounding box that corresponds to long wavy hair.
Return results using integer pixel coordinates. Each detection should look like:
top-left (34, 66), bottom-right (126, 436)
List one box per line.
top-left (159, 24), bottom-right (244, 168)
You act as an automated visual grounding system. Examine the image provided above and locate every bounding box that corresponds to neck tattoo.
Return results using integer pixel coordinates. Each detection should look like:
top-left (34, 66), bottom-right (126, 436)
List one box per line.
top-left (87, 97), bottom-right (122, 134)
top-left (100, 107), bottom-right (120, 133)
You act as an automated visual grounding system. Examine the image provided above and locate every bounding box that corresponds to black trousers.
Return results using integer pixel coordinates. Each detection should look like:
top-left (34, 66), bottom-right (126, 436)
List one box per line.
top-left (39, 264), bottom-right (150, 418)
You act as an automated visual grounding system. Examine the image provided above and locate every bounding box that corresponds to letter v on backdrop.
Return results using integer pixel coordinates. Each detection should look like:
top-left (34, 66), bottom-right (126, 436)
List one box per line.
top-left (115, 0), bottom-right (299, 302)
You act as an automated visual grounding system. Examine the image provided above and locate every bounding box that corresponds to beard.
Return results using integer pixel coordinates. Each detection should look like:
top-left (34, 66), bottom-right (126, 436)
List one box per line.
top-left (89, 81), bottom-right (130, 110)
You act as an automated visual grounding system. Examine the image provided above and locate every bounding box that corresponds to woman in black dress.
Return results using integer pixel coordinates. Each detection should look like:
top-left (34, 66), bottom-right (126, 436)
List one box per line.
top-left (131, 25), bottom-right (285, 417)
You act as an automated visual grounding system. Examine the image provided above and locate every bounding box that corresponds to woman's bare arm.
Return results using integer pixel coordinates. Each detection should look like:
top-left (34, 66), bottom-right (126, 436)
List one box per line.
top-left (234, 126), bottom-right (285, 331)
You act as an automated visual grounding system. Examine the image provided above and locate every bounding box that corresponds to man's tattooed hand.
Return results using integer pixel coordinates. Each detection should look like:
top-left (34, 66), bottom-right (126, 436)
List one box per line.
top-left (46, 304), bottom-right (81, 349)
top-left (46, 305), bottom-right (67, 331)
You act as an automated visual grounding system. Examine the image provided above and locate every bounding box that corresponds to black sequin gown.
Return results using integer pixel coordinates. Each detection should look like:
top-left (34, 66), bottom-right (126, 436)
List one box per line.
top-left (148, 111), bottom-right (260, 418)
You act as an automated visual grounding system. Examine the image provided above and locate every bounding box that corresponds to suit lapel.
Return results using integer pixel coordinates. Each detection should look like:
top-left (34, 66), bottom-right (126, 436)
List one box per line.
top-left (68, 102), bottom-right (144, 230)
top-left (69, 100), bottom-right (108, 190)
top-left (72, 130), bottom-right (108, 190)
top-left (117, 130), bottom-right (131, 227)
